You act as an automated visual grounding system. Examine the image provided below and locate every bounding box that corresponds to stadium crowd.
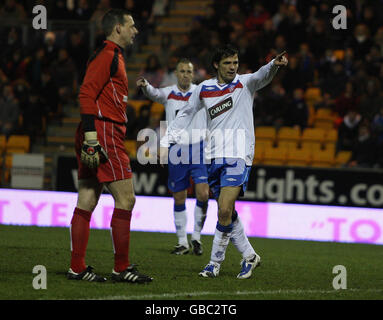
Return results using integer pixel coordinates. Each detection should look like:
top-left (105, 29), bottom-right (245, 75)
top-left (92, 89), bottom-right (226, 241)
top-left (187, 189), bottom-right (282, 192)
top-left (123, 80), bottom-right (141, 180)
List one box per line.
top-left (0, 0), bottom-right (383, 168)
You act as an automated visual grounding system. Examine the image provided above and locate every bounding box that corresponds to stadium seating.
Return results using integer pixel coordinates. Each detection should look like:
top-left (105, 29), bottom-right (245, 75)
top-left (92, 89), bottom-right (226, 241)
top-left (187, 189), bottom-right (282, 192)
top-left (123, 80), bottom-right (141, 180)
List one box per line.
top-left (129, 100), bottom-right (152, 116)
top-left (263, 146), bottom-right (288, 166)
top-left (334, 151), bottom-right (352, 167)
top-left (311, 148), bottom-right (335, 168)
top-left (313, 108), bottom-right (336, 129)
top-left (286, 146), bottom-right (312, 167)
top-left (323, 129), bottom-right (338, 153)
top-left (6, 135), bottom-right (30, 154)
top-left (300, 128), bottom-right (326, 151)
top-left (253, 145), bottom-right (264, 165)
top-left (255, 126), bottom-right (276, 145)
top-left (0, 135), bottom-right (6, 154)
top-left (124, 140), bottom-right (137, 159)
top-left (277, 127), bottom-right (300, 150)
top-left (3, 154), bottom-right (13, 183)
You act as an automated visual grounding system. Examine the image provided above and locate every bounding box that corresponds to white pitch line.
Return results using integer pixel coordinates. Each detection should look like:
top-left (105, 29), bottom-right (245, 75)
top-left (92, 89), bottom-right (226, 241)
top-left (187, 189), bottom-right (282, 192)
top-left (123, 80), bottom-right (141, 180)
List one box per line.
top-left (92, 288), bottom-right (383, 300)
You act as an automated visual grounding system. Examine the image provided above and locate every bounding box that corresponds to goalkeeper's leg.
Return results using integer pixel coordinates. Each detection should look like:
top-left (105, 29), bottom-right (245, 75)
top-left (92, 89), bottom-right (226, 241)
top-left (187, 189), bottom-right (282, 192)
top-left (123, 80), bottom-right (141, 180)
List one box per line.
top-left (69, 178), bottom-right (103, 273)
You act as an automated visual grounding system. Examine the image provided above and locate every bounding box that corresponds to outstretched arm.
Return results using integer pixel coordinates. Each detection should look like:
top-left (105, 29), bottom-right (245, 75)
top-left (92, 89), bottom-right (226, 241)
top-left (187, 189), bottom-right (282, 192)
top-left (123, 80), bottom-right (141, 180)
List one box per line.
top-left (248, 51), bottom-right (288, 92)
top-left (137, 77), bottom-right (168, 104)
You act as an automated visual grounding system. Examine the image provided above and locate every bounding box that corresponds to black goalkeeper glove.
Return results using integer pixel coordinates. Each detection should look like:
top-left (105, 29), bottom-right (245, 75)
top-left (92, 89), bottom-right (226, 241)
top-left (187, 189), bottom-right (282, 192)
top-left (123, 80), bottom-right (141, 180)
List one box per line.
top-left (81, 131), bottom-right (108, 169)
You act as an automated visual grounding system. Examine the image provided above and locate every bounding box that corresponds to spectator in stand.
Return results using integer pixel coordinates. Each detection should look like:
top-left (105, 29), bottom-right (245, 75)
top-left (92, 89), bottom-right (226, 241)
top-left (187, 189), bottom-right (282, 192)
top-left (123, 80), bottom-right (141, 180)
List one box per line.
top-left (0, 0), bottom-right (26, 19)
top-left (359, 77), bottom-right (383, 121)
top-left (323, 61), bottom-right (348, 97)
top-left (347, 24), bottom-right (374, 61)
top-left (51, 48), bottom-right (78, 104)
top-left (4, 47), bottom-right (28, 82)
top-left (21, 88), bottom-right (46, 141)
top-left (334, 81), bottom-right (360, 118)
top-left (74, 0), bottom-right (93, 21)
top-left (26, 47), bottom-right (47, 88)
top-left (67, 31), bottom-right (89, 81)
top-left (0, 84), bottom-right (20, 138)
top-left (307, 19), bottom-right (328, 59)
top-left (245, 3), bottom-right (270, 32)
top-left (43, 32), bottom-right (59, 64)
top-left (40, 69), bottom-right (60, 117)
top-left (286, 88), bottom-right (309, 130)
top-left (314, 92), bottom-right (335, 112)
top-left (280, 55), bottom-right (305, 93)
top-left (337, 109), bottom-right (362, 152)
top-left (348, 125), bottom-right (378, 168)
top-left (372, 106), bottom-right (383, 145)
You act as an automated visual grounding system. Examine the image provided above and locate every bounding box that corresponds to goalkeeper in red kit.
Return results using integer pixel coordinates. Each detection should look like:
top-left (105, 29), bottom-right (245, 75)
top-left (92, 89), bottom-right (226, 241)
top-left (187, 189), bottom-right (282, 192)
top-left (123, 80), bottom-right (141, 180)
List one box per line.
top-left (67, 9), bottom-right (152, 283)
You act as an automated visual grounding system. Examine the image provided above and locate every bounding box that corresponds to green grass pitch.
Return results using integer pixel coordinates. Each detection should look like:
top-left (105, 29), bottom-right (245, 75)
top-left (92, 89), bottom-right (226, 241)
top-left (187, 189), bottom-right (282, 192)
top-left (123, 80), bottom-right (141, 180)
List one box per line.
top-left (1, 224), bottom-right (383, 300)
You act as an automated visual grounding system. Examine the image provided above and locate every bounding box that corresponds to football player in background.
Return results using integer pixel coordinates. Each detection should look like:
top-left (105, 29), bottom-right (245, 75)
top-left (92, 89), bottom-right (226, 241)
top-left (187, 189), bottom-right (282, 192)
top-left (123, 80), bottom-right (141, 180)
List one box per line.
top-left (137, 59), bottom-right (209, 256)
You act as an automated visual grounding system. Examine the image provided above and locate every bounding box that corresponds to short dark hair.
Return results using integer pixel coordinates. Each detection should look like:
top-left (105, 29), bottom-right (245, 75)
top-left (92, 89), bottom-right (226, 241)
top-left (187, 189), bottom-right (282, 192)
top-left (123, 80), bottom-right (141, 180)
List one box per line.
top-left (211, 44), bottom-right (239, 72)
top-left (102, 9), bottom-right (131, 37)
top-left (176, 58), bottom-right (192, 68)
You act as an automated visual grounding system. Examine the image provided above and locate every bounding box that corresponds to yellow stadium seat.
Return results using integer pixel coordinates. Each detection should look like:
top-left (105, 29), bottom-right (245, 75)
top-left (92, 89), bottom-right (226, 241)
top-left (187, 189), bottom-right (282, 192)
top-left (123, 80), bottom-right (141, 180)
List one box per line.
top-left (255, 139), bottom-right (273, 149)
top-left (334, 151), bottom-right (352, 167)
top-left (255, 126), bottom-right (276, 145)
top-left (124, 140), bottom-right (137, 159)
top-left (313, 108), bottom-right (335, 129)
top-left (277, 127), bottom-right (300, 149)
top-left (323, 129), bottom-right (338, 143)
top-left (0, 135), bottom-right (6, 154)
top-left (128, 100), bottom-right (151, 116)
top-left (263, 146), bottom-right (288, 166)
top-left (333, 49), bottom-right (345, 60)
top-left (300, 128), bottom-right (325, 149)
top-left (311, 149), bottom-right (335, 168)
top-left (286, 147), bottom-right (312, 167)
top-left (3, 154), bottom-right (13, 183)
top-left (6, 135), bottom-right (30, 153)
top-left (151, 102), bottom-right (165, 117)
top-left (253, 145), bottom-right (264, 165)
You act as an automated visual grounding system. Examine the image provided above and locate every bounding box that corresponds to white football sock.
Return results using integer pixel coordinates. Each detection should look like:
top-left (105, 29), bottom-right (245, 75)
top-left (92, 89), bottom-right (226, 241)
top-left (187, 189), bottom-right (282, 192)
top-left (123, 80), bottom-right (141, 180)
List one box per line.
top-left (230, 215), bottom-right (256, 259)
top-left (210, 223), bottom-right (233, 264)
top-left (174, 207), bottom-right (188, 247)
top-left (192, 200), bottom-right (207, 241)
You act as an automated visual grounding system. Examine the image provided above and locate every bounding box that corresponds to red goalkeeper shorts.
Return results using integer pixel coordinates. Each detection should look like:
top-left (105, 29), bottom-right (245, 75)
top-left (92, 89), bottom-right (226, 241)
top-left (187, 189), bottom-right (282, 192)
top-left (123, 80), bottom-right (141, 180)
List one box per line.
top-left (75, 118), bottom-right (132, 183)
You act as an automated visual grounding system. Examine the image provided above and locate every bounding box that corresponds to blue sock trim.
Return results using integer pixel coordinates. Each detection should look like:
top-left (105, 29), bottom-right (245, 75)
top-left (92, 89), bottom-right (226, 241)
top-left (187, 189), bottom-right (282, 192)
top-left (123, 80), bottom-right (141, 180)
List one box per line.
top-left (196, 200), bottom-right (208, 208)
top-left (232, 210), bottom-right (238, 223)
top-left (174, 204), bottom-right (186, 212)
top-left (216, 222), bottom-right (233, 233)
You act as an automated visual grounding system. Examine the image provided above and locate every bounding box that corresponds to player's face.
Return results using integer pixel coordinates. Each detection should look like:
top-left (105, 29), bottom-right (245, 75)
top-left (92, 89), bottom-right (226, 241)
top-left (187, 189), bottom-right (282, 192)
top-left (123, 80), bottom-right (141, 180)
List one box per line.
top-left (216, 54), bottom-right (239, 83)
top-left (175, 62), bottom-right (194, 89)
top-left (120, 15), bottom-right (138, 46)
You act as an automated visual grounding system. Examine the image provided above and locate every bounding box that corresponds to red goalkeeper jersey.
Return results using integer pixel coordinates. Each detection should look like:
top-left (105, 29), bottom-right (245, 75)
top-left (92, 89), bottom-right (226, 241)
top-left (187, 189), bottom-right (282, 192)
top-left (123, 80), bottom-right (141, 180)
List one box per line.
top-left (79, 40), bottom-right (129, 124)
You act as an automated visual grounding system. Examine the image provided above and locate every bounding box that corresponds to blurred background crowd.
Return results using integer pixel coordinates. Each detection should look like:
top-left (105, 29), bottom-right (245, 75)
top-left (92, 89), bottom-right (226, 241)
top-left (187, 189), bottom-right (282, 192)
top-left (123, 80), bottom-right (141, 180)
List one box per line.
top-left (1, 0), bottom-right (383, 168)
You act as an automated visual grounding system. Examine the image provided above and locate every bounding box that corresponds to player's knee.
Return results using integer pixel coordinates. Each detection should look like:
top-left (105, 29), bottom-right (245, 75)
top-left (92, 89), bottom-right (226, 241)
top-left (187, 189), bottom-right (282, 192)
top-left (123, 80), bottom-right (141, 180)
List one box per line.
top-left (77, 196), bottom-right (98, 212)
top-left (173, 192), bottom-right (186, 206)
top-left (218, 205), bottom-right (232, 222)
top-left (116, 194), bottom-right (136, 211)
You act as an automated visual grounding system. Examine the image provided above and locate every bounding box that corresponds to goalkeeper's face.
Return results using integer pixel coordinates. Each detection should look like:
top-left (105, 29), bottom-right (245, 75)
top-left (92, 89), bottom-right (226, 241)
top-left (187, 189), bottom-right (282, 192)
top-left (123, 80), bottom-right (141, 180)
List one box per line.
top-left (119, 15), bottom-right (138, 46)
top-left (216, 54), bottom-right (239, 84)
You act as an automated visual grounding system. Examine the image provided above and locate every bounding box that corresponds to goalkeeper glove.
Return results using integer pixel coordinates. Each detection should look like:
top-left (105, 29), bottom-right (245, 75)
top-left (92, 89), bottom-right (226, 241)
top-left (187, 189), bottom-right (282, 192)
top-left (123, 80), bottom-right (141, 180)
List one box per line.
top-left (81, 131), bottom-right (108, 169)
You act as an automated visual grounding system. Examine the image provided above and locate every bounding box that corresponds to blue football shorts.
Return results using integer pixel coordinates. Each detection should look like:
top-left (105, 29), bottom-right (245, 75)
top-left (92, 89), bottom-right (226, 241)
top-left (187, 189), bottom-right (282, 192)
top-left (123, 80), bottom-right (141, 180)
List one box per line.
top-left (207, 158), bottom-right (251, 199)
top-left (167, 141), bottom-right (208, 193)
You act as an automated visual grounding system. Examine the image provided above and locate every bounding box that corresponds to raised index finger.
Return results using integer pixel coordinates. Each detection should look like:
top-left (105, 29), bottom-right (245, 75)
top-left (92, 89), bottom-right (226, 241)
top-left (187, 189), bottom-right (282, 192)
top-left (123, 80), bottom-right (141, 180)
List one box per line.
top-left (275, 51), bottom-right (287, 60)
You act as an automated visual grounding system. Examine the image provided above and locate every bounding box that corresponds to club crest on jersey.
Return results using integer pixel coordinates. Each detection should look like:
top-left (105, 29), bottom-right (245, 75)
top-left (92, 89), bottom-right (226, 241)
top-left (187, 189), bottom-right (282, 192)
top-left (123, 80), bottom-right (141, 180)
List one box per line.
top-left (208, 97), bottom-right (233, 120)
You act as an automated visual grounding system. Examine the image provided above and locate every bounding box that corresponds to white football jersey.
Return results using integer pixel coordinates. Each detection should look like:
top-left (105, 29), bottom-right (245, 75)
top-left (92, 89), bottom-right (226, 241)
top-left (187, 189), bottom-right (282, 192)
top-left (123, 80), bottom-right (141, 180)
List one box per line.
top-left (160, 60), bottom-right (280, 165)
top-left (142, 83), bottom-right (206, 145)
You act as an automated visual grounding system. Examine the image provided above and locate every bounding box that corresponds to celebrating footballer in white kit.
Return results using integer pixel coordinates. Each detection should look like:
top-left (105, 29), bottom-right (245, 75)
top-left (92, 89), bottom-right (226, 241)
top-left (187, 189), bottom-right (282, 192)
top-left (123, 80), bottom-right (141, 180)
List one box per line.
top-left (160, 45), bottom-right (288, 279)
top-left (137, 58), bottom-right (210, 256)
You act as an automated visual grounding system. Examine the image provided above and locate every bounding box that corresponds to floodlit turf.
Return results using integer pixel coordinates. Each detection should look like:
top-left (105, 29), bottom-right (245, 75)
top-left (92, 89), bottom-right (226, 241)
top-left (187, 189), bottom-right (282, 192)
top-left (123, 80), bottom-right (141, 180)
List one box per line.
top-left (1, 224), bottom-right (383, 300)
